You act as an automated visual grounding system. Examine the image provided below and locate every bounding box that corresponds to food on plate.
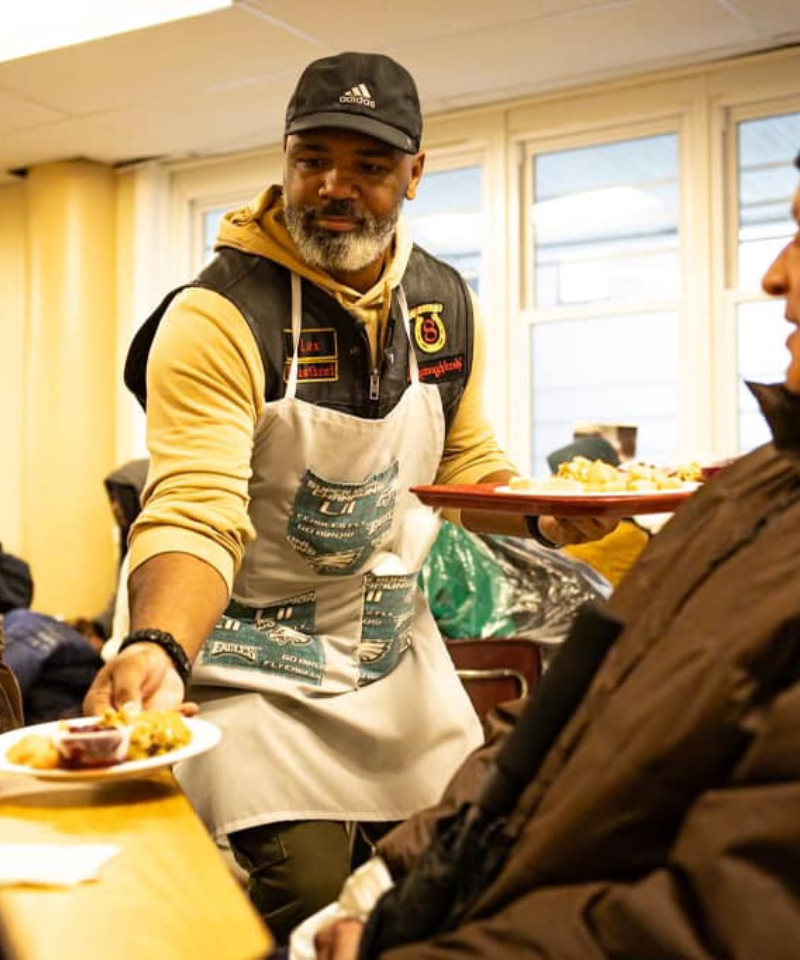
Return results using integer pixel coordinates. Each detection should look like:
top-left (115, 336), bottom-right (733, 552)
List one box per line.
top-left (508, 457), bottom-right (703, 494)
top-left (123, 709), bottom-right (192, 760)
top-left (5, 708), bottom-right (192, 771)
top-left (7, 733), bottom-right (60, 770)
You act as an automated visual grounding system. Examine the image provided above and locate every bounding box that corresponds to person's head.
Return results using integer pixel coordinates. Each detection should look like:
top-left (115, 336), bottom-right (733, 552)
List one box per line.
top-left (547, 437), bottom-right (621, 476)
top-left (761, 151), bottom-right (800, 394)
top-left (104, 459), bottom-right (148, 561)
top-left (282, 51), bottom-right (425, 288)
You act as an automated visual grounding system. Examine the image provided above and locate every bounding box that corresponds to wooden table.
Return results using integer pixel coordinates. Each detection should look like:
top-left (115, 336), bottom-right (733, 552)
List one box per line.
top-left (0, 769), bottom-right (272, 960)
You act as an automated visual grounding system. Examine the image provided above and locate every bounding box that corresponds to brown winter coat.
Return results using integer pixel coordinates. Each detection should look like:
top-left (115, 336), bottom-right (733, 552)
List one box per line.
top-left (377, 383), bottom-right (800, 959)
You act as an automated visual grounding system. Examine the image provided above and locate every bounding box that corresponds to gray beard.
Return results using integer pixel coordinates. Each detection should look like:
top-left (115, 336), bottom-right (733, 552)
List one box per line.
top-left (284, 199), bottom-right (400, 275)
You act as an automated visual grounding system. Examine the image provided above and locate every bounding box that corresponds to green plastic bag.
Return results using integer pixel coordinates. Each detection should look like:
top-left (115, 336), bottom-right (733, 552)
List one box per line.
top-left (418, 521), bottom-right (611, 642)
top-left (418, 523), bottom-right (517, 638)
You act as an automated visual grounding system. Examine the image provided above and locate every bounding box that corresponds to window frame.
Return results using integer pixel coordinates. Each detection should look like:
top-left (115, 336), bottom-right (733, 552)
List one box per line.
top-left (508, 99), bottom-right (708, 473)
top-left (715, 93), bottom-right (800, 453)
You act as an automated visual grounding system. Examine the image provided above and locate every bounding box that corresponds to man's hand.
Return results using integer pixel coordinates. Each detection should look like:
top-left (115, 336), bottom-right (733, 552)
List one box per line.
top-left (83, 643), bottom-right (198, 716)
top-left (314, 918), bottom-right (365, 960)
top-left (538, 514), bottom-right (619, 546)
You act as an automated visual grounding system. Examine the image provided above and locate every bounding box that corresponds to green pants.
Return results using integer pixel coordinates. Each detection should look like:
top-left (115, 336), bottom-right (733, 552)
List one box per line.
top-left (228, 819), bottom-right (396, 946)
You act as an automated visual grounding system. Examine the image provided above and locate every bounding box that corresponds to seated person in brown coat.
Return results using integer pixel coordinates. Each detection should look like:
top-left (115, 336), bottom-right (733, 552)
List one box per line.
top-left (299, 150), bottom-right (800, 960)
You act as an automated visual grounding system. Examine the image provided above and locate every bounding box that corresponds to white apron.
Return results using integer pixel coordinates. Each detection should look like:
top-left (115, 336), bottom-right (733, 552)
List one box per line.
top-left (176, 275), bottom-right (483, 839)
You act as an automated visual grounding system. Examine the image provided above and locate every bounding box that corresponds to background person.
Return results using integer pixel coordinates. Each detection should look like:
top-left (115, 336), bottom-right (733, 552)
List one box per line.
top-left (304, 149), bottom-right (800, 960)
top-left (0, 542), bottom-right (102, 725)
top-left (0, 543), bottom-right (28, 732)
top-left (0, 462), bottom-right (147, 726)
top-left (84, 51), bottom-right (614, 942)
top-left (547, 436), bottom-right (651, 588)
top-left (0, 622), bottom-right (23, 733)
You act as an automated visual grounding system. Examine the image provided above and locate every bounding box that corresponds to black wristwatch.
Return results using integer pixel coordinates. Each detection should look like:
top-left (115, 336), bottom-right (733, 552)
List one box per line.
top-left (118, 629), bottom-right (192, 687)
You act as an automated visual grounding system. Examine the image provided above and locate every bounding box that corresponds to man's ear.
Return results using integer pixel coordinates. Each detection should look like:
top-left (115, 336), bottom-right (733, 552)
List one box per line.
top-left (406, 151), bottom-right (426, 200)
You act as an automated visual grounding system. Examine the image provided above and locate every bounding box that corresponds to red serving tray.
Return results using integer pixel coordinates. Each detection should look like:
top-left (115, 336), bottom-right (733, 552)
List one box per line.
top-left (410, 482), bottom-right (700, 518)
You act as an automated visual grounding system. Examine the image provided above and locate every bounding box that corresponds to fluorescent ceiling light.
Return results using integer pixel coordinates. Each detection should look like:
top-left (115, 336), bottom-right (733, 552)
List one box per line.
top-left (0, 0), bottom-right (232, 64)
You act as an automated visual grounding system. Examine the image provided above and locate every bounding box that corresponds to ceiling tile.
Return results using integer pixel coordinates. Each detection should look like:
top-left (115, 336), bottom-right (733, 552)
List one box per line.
top-left (0, 6), bottom-right (319, 115)
top-left (242, 0), bottom-right (634, 52)
top-left (714, 0), bottom-right (800, 34)
top-left (394, 0), bottom-right (765, 111)
top-left (0, 76), bottom-right (296, 171)
top-left (0, 89), bottom-right (63, 135)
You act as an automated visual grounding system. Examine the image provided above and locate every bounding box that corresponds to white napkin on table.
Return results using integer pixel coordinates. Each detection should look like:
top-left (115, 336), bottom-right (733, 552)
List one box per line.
top-left (0, 844), bottom-right (120, 886)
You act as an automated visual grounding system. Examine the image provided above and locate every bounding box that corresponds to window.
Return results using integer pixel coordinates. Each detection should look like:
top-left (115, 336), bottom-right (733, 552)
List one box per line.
top-left (526, 133), bottom-right (681, 475)
top-left (403, 165), bottom-right (485, 295)
top-left (202, 207), bottom-right (227, 264)
top-left (734, 110), bottom-right (800, 450)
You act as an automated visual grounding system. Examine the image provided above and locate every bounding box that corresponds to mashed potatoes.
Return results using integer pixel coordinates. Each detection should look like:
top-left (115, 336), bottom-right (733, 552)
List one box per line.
top-left (510, 456), bottom-right (701, 494)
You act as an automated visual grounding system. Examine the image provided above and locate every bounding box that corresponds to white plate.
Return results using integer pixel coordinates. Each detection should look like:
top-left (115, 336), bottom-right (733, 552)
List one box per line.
top-left (0, 716), bottom-right (221, 782)
top-left (495, 482), bottom-right (700, 498)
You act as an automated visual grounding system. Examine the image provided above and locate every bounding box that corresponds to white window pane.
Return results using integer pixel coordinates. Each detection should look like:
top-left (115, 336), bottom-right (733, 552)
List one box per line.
top-left (203, 208), bottom-right (226, 264)
top-left (737, 299), bottom-right (789, 450)
top-left (405, 166), bottom-right (484, 295)
top-left (529, 133), bottom-right (680, 476)
top-left (530, 312), bottom-right (679, 475)
top-left (738, 112), bottom-right (800, 289)
top-left (533, 134), bottom-right (680, 309)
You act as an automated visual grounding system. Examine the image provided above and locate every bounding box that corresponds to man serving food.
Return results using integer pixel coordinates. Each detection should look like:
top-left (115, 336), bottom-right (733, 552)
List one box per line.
top-left (84, 50), bottom-right (615, 942)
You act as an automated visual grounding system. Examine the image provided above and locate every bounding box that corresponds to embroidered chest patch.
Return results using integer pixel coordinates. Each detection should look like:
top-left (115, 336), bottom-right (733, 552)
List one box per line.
top-left (417, 354), bottom-right (465, 383)
top-left (283, 327), bottom-right (339, 382)
top-left (409, 302), bottom-right (446, 354)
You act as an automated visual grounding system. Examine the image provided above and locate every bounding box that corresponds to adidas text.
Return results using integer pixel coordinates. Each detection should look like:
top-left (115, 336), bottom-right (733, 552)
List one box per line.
top-left (340, 94), bottom-right (375, 109)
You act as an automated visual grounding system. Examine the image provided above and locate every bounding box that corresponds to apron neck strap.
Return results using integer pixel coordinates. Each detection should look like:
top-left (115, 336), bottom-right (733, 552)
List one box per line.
top-left (287, 272), bottom-right (419, 399)
top-left (395, 285), bottom-right (419, 386)
top-left (286, 272), bottom-right (303, 399)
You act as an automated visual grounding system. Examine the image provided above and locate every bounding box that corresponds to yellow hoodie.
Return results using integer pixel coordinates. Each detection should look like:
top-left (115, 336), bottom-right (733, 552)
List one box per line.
top-left (129, 187), bottom-right (516, 591)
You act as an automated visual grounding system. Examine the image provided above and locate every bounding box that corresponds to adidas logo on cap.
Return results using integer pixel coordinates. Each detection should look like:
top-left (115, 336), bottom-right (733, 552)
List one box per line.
top-left (339, 83), bottom-right (375, 109)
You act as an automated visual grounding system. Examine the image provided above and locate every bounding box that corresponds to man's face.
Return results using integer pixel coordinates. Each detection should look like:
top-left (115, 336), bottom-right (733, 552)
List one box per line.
top-left (762, 178), bottom-right (800, 394)
top-left (283, 130), bottom-right (424, 280)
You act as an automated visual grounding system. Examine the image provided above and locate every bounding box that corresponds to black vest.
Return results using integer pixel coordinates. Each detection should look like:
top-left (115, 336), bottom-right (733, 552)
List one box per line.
top-left (125, 246), bottom-right (474, 431)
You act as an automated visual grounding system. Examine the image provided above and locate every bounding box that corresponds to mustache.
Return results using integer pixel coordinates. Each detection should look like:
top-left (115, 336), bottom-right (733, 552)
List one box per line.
top-left (307, 200), bottom-right (364, 223)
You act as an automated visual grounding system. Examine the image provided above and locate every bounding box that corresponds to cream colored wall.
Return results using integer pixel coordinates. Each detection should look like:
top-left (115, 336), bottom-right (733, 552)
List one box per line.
top-left (115, 168), bottom-right (147, 465)
top-left (2, 161), bottom-right (123, 618)
top-left (0, 181), bottom-right (27, 555)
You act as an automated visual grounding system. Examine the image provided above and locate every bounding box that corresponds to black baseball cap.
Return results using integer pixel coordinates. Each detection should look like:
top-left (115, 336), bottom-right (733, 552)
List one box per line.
top-left (284, 51), bottom-right (422, 153)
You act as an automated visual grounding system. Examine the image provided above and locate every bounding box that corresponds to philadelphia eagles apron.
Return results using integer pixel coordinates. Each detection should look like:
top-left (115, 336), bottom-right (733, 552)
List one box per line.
top-left (175, 274), bottom-right (483, 840)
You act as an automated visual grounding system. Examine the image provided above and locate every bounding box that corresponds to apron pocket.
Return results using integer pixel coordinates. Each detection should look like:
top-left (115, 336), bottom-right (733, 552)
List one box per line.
top-left (359, 571), bottom-right (417, 686)
top-left (201, 595), bottom-right (326, 687)
top-left (287, 465), bottom-right (398, 576)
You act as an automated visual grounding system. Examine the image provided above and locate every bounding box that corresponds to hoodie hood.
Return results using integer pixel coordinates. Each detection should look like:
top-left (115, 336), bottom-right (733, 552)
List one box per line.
top-left (215, 186), bottom-right (414, 341)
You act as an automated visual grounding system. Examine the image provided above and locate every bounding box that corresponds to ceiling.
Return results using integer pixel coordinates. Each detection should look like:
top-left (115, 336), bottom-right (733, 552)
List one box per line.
top-left (2, 0), bottom-right (800, 187)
